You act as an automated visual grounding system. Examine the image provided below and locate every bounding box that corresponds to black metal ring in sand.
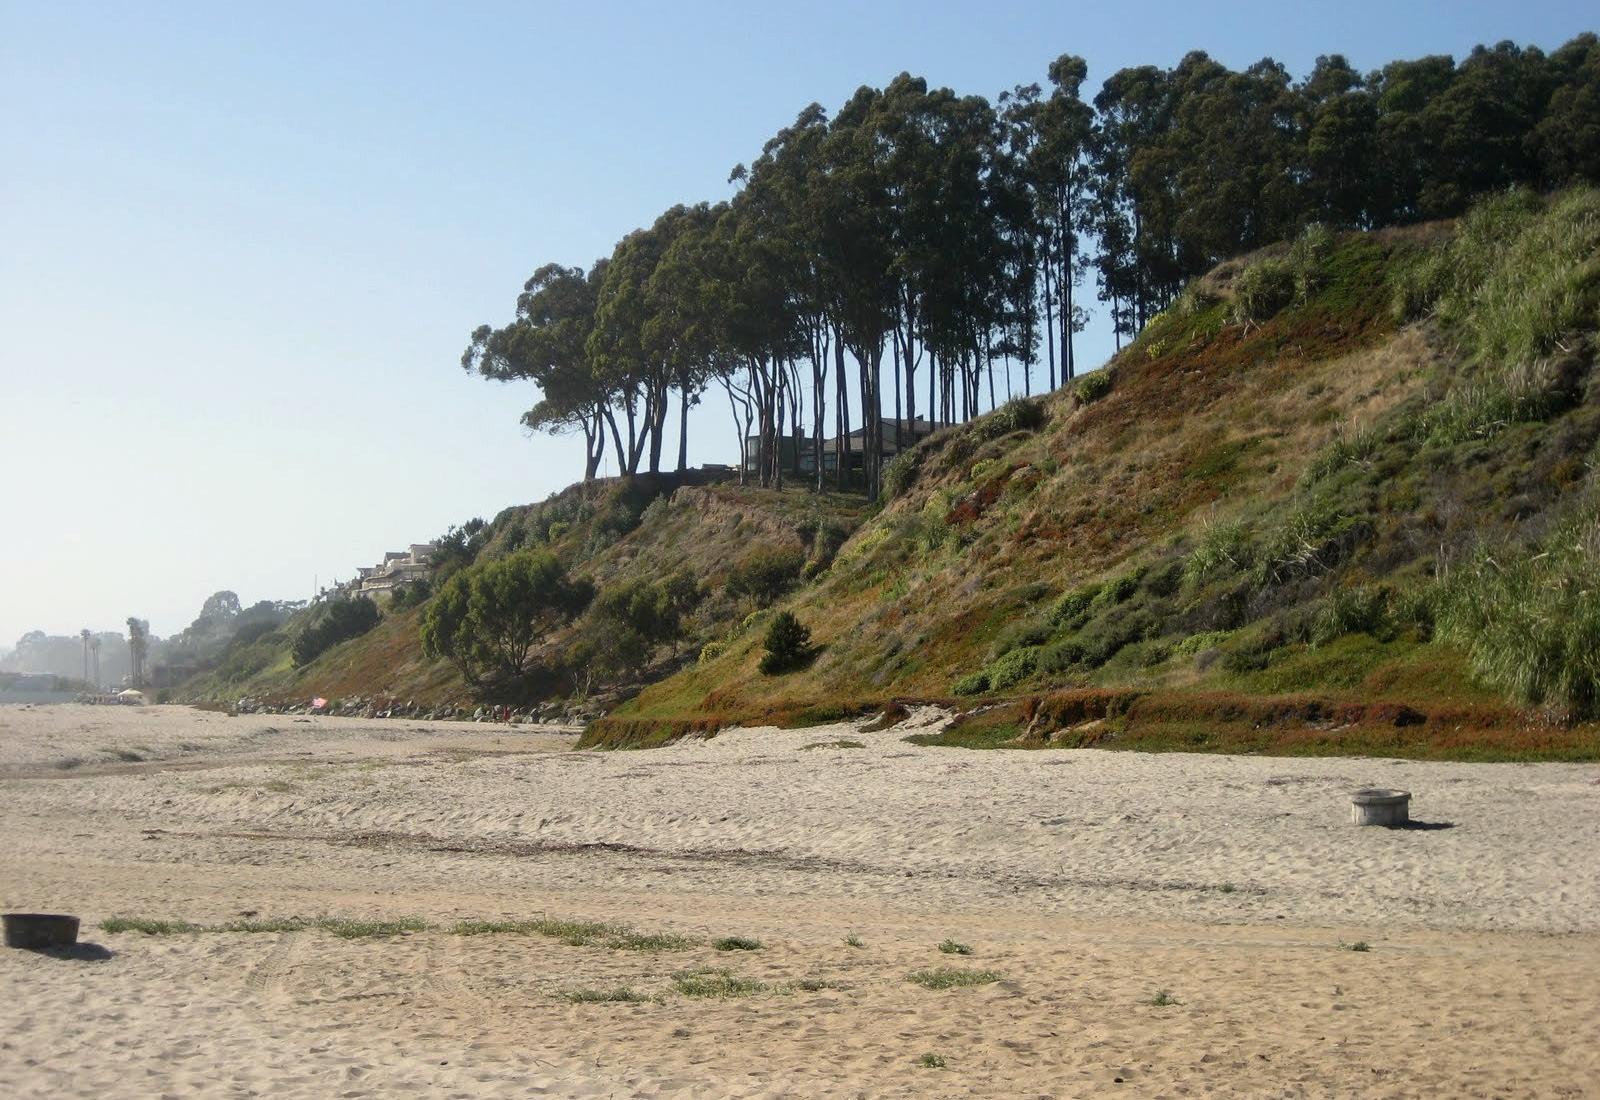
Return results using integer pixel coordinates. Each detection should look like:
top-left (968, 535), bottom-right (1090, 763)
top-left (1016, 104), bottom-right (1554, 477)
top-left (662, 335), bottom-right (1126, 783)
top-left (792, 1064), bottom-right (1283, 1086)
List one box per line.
top-left (3, 913), bottom-right (81, 949)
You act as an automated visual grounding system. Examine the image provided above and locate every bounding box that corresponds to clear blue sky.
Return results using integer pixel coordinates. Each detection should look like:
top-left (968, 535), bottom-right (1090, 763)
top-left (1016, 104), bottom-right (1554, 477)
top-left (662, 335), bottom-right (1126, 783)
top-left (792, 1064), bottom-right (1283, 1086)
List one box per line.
top-left (2, 0), bottom-right (1592, 646)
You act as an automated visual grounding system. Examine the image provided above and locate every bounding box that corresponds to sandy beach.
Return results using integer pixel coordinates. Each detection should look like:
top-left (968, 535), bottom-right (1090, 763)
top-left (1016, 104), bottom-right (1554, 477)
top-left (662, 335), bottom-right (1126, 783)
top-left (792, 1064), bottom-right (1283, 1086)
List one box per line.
top-left (2, 703), bottom-right (1597, 1097)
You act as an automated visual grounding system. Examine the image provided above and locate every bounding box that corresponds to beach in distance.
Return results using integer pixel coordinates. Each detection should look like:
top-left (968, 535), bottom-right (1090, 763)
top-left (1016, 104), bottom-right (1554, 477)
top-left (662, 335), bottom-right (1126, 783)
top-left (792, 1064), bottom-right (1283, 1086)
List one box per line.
top-left (2, 703), bottom-right (1597, 1097)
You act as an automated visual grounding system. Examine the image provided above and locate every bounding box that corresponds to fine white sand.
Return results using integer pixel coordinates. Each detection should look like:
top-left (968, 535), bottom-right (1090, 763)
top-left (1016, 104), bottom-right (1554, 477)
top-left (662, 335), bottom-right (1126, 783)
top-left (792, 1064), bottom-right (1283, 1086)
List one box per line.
top-left (2, 703), bottom-right (1597, 1097)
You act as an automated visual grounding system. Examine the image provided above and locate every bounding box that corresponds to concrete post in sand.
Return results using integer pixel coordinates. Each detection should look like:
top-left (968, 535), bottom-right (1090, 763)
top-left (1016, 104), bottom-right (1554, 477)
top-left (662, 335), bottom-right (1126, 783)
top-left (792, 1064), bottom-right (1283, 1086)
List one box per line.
top-left (1351, 788), bottom-right (1411, 826)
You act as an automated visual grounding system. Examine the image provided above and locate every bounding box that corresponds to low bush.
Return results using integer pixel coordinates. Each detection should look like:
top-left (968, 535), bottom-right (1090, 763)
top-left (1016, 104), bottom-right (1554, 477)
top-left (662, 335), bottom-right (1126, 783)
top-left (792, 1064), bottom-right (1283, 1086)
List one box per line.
top-left (986, 646), bottom-right (1039, 691)
top-left (1312, 585), bottom-right (1393, 646)
top-left (291, 597), bottom-right (381, 668)
top-left (1231, 257), bottom-right (1295, 324)
top-left (1074, 371), bottom-right (1113, 404)
top-left (1099, 571), bottom-right (1141, 606)
top-left (1255, 498), bottom-right (1360, 586)
top-left (952, 671), bottom-right (991, 696)
top-left (975, 397), bottom-right (1048, 440)
top-left (1437, 508), bottom-right (1600, 715)
top-left (1288, 222), bottom-right (1335, 303)
top-left (1301, 424), bottom-right (1385, 486)
top-left (727, 546), bottom-right (806, 608)
top-left (883, 447), bottom-right (923, 499)
top-left (759, 611), bottom-right (814, 675)
top-left (1051, 583), bottom-right (1102, 628)
top-left (1416, 360), bottom-right (1568, 446)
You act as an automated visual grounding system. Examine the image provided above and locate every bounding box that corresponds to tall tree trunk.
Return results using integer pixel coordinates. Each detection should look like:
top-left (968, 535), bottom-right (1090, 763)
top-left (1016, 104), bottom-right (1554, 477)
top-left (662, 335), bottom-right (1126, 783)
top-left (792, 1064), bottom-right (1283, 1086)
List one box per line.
top-left (676, 371), bottom-right (691, 474)
top-left (834, 332), bottom-right (850, 492)
top-left (647, 379), bottom-right (668, 475)
top-left (602, 408), bottom-right (626, 477)
top-left (811, 324), bottom-right (828, 493)
top-left (1062, 187), bottom-right (1077, 382)
top-left (901, 314), bottom-right (917, 444)
top-left (1042, 235), bottom-right (1056, 391)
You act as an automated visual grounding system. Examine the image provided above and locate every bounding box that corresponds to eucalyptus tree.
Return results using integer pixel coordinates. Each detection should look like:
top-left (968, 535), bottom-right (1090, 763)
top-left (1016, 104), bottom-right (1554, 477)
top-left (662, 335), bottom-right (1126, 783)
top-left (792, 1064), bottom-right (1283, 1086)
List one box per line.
top-left (1029, 55), bottom-right (1095, 384)
top-left (737, 102), bottom-right (835, 490)
top-left (821, 85), bottom-right (899, 498)
top-left (462, 261), bottom-right (614, 481)
top-left (1169, 55), bottom-right (1303, 265)
top-left (589, 217), bottom-right (686, 476)
top-left (1535, 33), bottom-right (1600, 186)
top-left (643, 203), bottom-right (725, 473)
top-left (1299, 55), bottom-right (1380, 228)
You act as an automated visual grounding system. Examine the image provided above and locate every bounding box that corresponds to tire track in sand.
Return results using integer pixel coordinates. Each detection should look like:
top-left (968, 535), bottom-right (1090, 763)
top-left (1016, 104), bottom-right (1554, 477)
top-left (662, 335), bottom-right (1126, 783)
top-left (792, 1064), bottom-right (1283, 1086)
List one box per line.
top-left (245, 930), bottom-right (303, 1001)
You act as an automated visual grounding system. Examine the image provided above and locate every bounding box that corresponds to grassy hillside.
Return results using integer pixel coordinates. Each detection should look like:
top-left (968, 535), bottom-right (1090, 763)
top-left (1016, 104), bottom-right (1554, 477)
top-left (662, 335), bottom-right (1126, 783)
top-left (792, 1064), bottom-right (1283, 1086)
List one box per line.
top-left (175, 474), bottom-right (869, 710)
top-left (593, 189), bottom-right (1600, 760)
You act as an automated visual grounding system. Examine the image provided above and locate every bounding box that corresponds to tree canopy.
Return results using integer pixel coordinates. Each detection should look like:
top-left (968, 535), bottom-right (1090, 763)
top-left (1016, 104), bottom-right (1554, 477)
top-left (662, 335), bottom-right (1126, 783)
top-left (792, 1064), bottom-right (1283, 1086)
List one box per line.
top-left (463, 34), bottom-right (1600, 500)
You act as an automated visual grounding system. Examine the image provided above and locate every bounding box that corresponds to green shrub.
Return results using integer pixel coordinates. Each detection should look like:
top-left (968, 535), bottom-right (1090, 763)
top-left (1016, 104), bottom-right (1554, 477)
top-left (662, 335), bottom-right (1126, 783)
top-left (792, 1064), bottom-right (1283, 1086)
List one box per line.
top-left (1172, 283), bottom-right (1220, 318)
top-left (1077, 609), bottom-right (1157, 668)
top-left (1456, 188), bottom-right (1600, 365)
top-left (1287, 222), bottom-right (1335, 303)
top-left (1416, 360), bottom-right (1567, 446)
top-left (1255, 499), bottom-right (1357, 585)
top-left (639, 494), bottom-right (672, 527)
top-left (991, 617), bottom-right (1052, 659)
top-left (1051, 583), bottom-right (1102, 627)
top-left (1074, 371), bottom-right (1113, 404)
top-left (883, 448), bottom-right (923, 499)
top-left (975, 397), bottom-right (1048, 440)
top-left (727, 546), bottom-right (806, 608)
top-left (1437, 509), bottom-right (1600, 715)
top-left (698, 641), bottom-right (727, 665)
top-left (915, 493), bottom-right (957, 553)
top-left (759, 611), bottom-right (814, 675)
top-left (1312, 585), bottom-right (1392, 646)
top-left (1099, 571), bottom-right (1141, 606)
top-left (292, 597), bottom-right (381, 668)
top-left (1175, 630), bottom-right (1233, 656)
top-left (986, 646), bottom-right (1039, 691)
top-left (1301, 423), bottom-right (1384, 486)
top-left (419, 549), bottom-right (594, 686)
top-left (1389, 246), bottom-right (1451, 322)
top-left (952, 671), bottom-right (991, 696)
top-left (1395, 188), bottom-right (1600, 359)
top-left (1231, 257), bottom-right (1295, 324)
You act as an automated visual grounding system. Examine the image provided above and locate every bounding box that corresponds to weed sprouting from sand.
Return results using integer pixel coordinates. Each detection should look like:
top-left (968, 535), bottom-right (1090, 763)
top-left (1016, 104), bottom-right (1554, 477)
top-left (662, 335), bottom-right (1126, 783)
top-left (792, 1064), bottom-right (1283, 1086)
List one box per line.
top-left (100, 917), bottom-right (202, 935)
top-left (713, 936), bottom-right (763, 952)
top-left (1146, 989), bottom-right (1181, 1006)
top-left (1340, 940), bottom-right (1372, 952)
top-left (918, 1052), bottom-right (948, 1069)
top-left (531, 918), bottom-right (625, 946)
top-left (801, 739), bottom-right (865, 750)
top-left (792, 977), bottom-right (845, 992)
top-left (451, 919), bottom-right (539, 936)
top-left (560, 986), bottom-right (654, 1004)
top-left (450, 917), bottom-right (697, 951)
top-left (612, 930), bottom-right (700, 951)
top-left (907, 967), bottom-right (1002, 990)
top-left (671, 967), bottom-right (767, 999)
top-left (218, 917), bottom-right (313, 934)
top-left (320, 917), bottom-right (427, 939)
top-left (937, 939), bottom-right (973, 955)
top-left (101, 915), bottom-right (426, 938)
top-left (1217, 883), bottom-right (1237, 894)
top-left (845, 934), bottom-right (865, 948)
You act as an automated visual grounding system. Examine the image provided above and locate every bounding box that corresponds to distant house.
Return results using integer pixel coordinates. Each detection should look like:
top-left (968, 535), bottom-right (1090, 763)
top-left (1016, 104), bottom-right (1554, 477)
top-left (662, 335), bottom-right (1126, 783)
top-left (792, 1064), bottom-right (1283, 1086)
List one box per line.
top-left (746, 417), bottom-right (938, 477)
top-left (340, 542), bottom-right (437, 599)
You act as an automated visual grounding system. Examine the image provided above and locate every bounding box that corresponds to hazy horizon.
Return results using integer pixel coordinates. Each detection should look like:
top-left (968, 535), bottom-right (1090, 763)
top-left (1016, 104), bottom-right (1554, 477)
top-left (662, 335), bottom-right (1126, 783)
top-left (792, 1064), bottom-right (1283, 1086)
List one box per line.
top-left (4, 0), bottom-right (1593, 645)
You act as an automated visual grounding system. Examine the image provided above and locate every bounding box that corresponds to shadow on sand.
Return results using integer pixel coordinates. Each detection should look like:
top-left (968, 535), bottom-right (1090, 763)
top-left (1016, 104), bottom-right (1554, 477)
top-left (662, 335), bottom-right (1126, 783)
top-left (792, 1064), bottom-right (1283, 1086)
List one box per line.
top-left (1384, 819), bottom-right (1456, 831)
top-left (14, 942), bottom-right (116, 962)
